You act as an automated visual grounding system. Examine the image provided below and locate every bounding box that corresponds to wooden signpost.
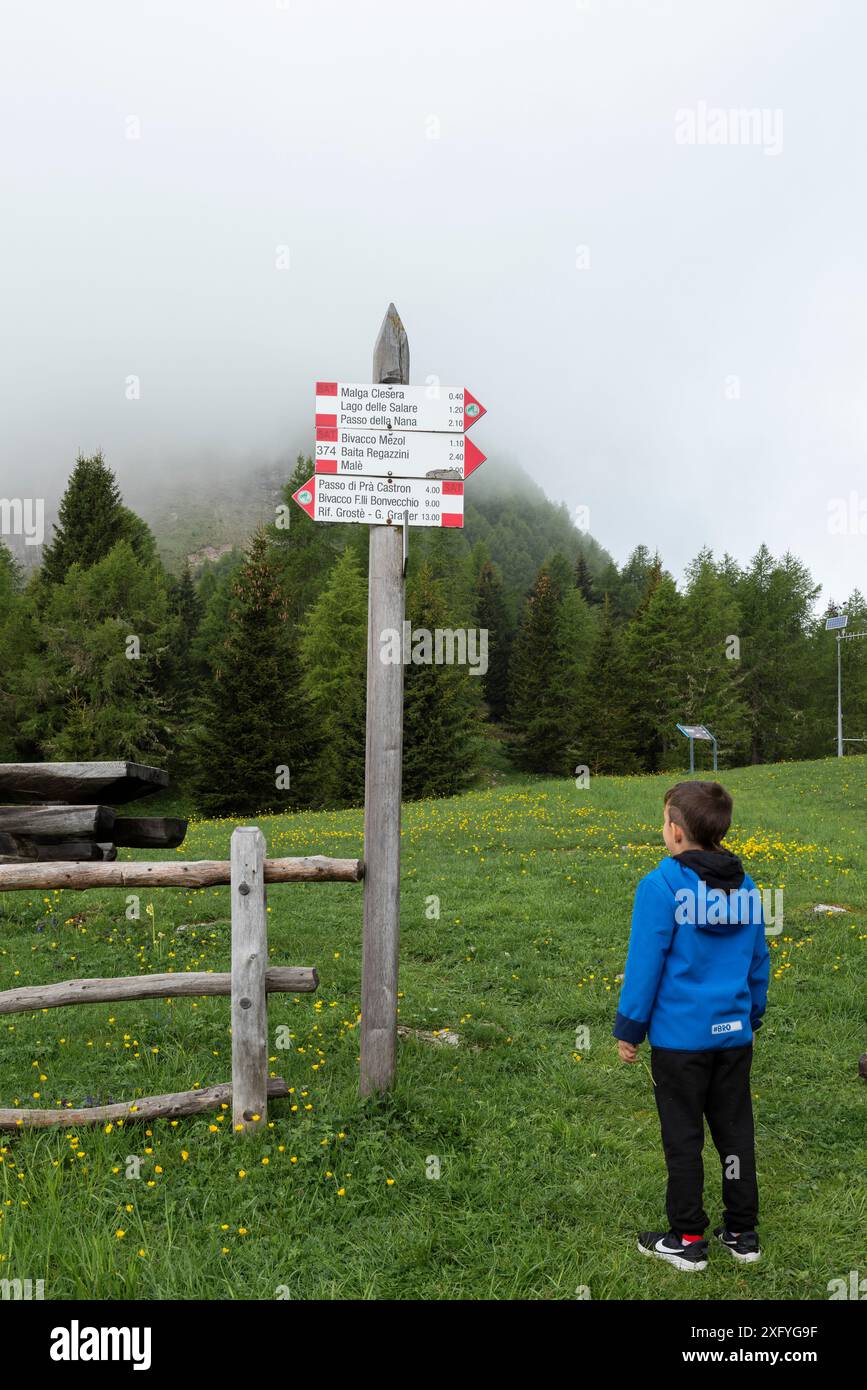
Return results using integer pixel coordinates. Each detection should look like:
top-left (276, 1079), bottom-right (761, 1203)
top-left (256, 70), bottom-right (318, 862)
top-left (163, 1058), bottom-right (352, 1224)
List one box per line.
top-left (294, 304), bottom-right (487, 1094)
top-left (360, 305), bottom-right (409, 1097)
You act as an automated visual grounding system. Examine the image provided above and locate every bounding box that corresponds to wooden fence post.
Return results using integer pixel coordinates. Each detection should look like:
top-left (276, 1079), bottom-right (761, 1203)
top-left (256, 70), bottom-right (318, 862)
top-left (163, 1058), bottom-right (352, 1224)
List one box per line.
top-left (231, 827), bottom-right (268, 1132)
top-left (359, 304), bottom-right (408, 1096)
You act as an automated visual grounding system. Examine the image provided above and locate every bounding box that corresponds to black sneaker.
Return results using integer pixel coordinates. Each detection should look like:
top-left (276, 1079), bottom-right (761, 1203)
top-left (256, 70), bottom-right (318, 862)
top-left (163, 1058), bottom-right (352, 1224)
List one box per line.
top-left (714, 1226), bottom-right (761, 1262)
top-left (638, 1230), bottom-right (708, 1271)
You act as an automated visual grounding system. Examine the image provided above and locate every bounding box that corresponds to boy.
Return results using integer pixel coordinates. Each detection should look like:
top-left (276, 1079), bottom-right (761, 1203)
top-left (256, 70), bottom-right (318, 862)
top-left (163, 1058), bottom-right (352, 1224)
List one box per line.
top-left (613, 781), bottom-right (770, 1272)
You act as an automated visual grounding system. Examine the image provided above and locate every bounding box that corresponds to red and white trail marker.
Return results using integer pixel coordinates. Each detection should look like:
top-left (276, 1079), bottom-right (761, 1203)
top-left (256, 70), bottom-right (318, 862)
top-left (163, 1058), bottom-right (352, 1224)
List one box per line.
top-left (314, 428), bottom-right (485, 481)
top-left (315, 381), bottom-right (485, 434)
top-left (292, 474), bottom-right (464, 528)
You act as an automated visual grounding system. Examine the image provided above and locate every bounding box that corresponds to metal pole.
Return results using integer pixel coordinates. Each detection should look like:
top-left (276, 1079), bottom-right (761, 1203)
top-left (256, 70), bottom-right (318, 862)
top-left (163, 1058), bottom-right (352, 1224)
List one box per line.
top-left (689, 737), bottom-right (694, 775)
top-left (712, 736), bottom-right (718, 773)
top-left (359, 303), bottom-right (408, 1096)
top-left (837, 635), bottom-right (843, 758)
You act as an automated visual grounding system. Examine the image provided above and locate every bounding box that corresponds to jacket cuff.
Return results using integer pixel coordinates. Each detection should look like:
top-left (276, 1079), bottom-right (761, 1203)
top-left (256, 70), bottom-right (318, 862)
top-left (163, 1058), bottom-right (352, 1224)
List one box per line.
top-left (613, 1011), bottom-right (648, 1044)
top-left (750, 1014), bottom-right (764, 1030)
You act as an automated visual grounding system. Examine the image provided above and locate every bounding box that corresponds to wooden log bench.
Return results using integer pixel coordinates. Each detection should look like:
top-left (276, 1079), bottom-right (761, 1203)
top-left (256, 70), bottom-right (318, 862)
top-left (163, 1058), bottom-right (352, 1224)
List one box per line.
top-left (0, 761), bottom-right (169, 805)
top-left (0, 765), bottom-right (189, 862)
top-left (0, 804), bottom-right (116, 842)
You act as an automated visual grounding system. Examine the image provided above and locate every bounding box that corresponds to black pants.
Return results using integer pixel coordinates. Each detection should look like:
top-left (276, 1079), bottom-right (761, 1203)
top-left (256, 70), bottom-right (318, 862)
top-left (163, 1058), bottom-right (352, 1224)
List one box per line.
top-left (650, 1043), bottom-right (758, 1237)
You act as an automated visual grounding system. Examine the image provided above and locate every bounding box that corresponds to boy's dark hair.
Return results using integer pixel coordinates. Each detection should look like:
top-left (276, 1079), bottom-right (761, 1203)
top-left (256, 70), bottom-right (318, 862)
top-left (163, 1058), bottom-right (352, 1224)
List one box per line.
top-left (664, 781), bottom-right (733, 849)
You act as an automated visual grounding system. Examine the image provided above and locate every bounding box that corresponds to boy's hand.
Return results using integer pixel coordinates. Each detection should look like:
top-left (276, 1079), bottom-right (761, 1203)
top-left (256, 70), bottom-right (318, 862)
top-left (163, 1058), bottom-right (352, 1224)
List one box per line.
top-left (618, 1039), bottom-right (639, 1063)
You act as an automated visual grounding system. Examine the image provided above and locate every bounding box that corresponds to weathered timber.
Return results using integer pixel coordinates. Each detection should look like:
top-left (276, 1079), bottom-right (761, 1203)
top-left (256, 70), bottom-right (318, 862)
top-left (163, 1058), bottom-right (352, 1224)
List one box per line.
top-left (0, 854), bottom-right (364, 893)
top-left (0, 1077), bottom-right (290, 1130)
top-left (0, 834), bottom-right (115, 863)
top-left (0, 804), bottom-right (115, 842)
top-left (111, 816), bottom-right (188, 849)
top-left (0, 965), bottom-right (318, 1015)
top-left (0, 761), bottom-right (168, 805)
top-left (360, 303), bottom-right (407, 1098)
top-left (231, 828), bottom-right (269, 1133)
top-left (29, 842), bottom-right (105, 862)
top-left (0, 831), bottom-right (39, 862)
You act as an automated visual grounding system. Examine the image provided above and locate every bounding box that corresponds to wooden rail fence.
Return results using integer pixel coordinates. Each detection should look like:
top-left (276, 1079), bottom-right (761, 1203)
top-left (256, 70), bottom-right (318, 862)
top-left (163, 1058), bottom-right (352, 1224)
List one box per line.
top-left (0, 827), bottom-right (363, 1132)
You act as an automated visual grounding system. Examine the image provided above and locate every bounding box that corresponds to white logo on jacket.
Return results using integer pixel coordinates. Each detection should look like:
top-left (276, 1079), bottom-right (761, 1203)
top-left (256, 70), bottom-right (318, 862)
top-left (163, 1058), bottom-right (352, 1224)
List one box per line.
top-left (711, 1020), bottom-right (743, 1035)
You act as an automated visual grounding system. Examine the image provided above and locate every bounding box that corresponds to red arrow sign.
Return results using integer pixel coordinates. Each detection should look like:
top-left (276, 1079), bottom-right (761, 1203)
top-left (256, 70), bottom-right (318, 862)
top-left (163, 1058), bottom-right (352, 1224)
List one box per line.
top-left (462, 437), bottom-right (485, 477)
top-left (292, 477), bottom-right (317, 520)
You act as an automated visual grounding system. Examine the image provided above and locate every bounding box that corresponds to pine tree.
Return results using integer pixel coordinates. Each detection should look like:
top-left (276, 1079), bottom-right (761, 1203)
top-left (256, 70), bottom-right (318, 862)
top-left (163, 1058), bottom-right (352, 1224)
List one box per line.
top-left (190, 552), bottom-right (243, 678)
top-left (415, 527), bottom-right (477, 619)
top-left (0, 545), bottom-right (27, 758)
top-left (41, 454), bottom-right (153, 584)
top-left (596, 558), bottom-right (622, 612)
top-left (402, 560), bottom-right (481, 799)
top-left (174, 565), bottom-right (204, 655)
top-left (161, 566), bottom-right (205, 777)
top-left (623, 565), bottom-right (687, 771)
top-left (299, 547), bottom-right (368, 808)
top-left (270, 455), bottom-right (340, 624)
top-left (190, 530), bottom-right (303, 816)
top-left (838, 590), bottom-right (867, 749)
top-left (509, 565), bottom-right (576, 773)
top-left (474, 558), bottom-right (513, 721)
top-left (575, 553), bottom-right (596, 605)
top-left (805, 591), bottom-right (867, 757)
top-left (546, 551), bottom-right (574, 601)
top-left (618, 545), bottom-right (658, 620)
top-left (18, 541), bottom-right (177, 761)
top-left (680, 549), bottom-right (750, 766)
top-left (737, 546), bottom-right (819, 762)
top-left (560, 586), bottom-right (598, 741)
top-left (579, 596), bottom-right (639, 774)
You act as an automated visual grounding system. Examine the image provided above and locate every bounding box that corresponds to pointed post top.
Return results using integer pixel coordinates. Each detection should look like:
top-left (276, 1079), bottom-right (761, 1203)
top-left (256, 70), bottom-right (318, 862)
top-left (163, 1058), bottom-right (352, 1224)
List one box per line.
top-left (373, 303), bottom-right (410, 385)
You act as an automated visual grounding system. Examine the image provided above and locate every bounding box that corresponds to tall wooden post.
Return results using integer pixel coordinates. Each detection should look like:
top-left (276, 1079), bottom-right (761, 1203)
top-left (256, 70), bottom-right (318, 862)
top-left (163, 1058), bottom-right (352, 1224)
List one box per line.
top-left (359, 303), bottom-right (408, 1096)
top-left (231, 826), bottom-right (268, 1131)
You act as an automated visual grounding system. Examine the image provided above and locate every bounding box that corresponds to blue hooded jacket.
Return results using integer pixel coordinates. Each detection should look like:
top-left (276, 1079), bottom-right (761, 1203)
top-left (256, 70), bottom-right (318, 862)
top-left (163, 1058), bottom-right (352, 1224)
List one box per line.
top-left (613, 851), bottom-right (770, 1051)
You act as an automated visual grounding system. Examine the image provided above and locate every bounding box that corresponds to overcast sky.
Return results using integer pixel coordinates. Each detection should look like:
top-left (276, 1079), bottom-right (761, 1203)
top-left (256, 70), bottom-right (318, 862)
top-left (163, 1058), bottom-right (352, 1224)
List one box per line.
top-left (1, 0), bottom-right (864, 601)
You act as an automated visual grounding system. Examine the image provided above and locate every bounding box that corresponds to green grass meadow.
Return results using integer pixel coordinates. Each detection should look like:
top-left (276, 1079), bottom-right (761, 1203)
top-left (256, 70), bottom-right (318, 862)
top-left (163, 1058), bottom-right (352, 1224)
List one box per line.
top-left (0, 756), bottom-right (864, 1300)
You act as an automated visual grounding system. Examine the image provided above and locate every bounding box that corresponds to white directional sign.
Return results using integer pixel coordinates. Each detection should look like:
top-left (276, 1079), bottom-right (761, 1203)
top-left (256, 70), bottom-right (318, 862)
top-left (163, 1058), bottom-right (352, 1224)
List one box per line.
top-left (316, 381), bottom-right (485, 433)
top-left (292, 474), bottom-right (464, 528)
top-left (314, 427), bottom-right (485, 480)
